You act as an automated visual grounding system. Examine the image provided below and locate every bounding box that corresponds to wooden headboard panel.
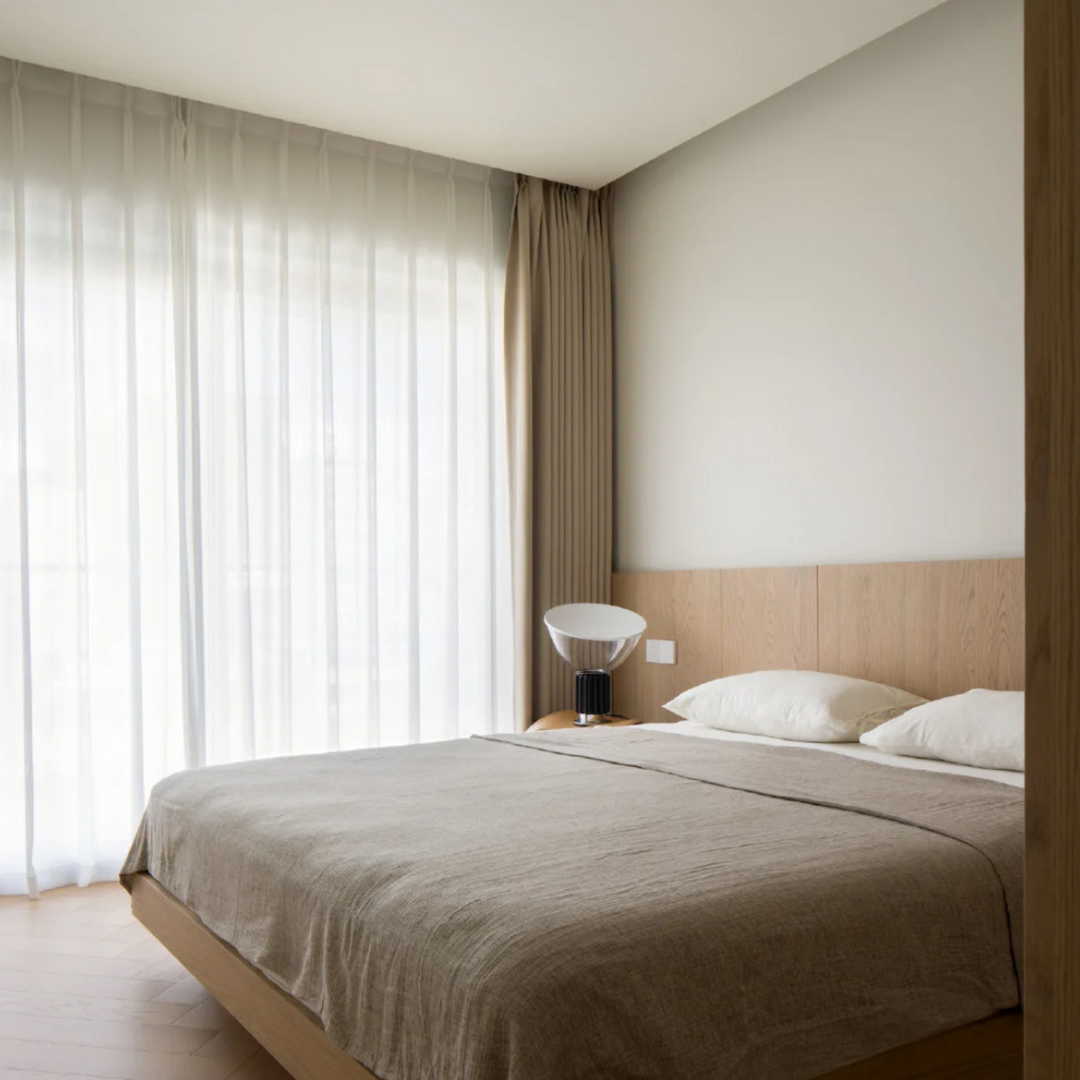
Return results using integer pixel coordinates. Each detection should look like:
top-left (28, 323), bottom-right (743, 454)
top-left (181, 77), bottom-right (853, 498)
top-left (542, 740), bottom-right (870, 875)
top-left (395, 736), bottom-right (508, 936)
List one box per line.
top-left (612, 559), bottom-right (1024, 724)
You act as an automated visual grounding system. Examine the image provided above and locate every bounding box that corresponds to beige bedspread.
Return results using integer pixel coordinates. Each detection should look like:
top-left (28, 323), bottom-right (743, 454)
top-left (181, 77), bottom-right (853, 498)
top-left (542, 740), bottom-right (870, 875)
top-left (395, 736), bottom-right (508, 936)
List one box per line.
top-left (121, 728), bottom-right (1022, 1080)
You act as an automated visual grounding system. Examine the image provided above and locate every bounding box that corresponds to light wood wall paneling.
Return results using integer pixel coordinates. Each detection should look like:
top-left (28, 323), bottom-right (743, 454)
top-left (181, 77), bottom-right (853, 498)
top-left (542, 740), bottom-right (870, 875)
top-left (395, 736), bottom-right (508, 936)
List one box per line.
top-left (612, 570), bottom-right (721, 723)
top-left (1025, 0), bottom-right (1080, 1072)
top-left (615, 567), bottom-right (818, 722)
top-left (818, 562), bottom-right (935, 698)
top-left (612, 572), bottom-right (674, 723)
top-left (818, 559), bottom-right (1023, 700)
top-left (616, 559), bottom-right (1023, 724)
top-left (957, 559), bottom-right (1025, 693)
top-left (720, 567), bottom-right (818, 676)
top-left (670, 570), bottom-right (724, 699)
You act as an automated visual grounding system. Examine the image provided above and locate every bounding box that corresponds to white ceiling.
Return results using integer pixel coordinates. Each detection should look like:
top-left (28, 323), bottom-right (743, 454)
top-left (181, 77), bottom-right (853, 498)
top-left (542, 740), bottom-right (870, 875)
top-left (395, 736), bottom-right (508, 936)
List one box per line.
top-left (0, 0), bottom-right (949, 188)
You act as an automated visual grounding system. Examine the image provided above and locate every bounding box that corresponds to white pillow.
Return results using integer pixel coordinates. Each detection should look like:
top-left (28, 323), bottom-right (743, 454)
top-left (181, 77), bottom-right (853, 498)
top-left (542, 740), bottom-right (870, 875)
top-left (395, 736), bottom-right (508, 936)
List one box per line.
top-left (860, 689), bottom-right (1024, 771)
top-left (663, 670), bottom-right (925, 743)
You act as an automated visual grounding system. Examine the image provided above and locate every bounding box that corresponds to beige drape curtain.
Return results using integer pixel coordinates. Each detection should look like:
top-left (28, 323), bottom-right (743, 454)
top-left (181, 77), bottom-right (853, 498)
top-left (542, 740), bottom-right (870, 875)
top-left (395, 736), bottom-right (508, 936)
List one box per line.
top-left (504, 176), bottom-right (614, 727)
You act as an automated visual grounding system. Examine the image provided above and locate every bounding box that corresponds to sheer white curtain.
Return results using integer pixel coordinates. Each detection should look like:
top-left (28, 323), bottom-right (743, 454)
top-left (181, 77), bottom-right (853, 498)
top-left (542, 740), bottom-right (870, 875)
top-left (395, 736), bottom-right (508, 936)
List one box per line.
top-left (0, 59), bottom-right (515, 897)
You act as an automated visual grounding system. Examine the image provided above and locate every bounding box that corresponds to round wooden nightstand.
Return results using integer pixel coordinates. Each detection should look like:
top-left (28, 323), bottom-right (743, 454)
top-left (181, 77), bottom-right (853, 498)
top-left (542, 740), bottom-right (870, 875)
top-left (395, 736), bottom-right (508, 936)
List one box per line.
top-left (527, 710), bottom-right (642, 731)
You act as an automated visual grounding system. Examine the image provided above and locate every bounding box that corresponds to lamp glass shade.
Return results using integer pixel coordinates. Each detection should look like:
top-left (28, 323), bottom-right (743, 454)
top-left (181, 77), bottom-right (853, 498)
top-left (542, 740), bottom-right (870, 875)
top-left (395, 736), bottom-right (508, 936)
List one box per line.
top-left (543, 603), bottom-right (647, 673)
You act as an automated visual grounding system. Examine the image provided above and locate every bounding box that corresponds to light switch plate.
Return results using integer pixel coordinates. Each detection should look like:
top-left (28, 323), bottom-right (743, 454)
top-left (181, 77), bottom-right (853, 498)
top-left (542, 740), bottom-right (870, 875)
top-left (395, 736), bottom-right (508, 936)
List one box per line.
top-left (645, 639), bottom-right (676, 665)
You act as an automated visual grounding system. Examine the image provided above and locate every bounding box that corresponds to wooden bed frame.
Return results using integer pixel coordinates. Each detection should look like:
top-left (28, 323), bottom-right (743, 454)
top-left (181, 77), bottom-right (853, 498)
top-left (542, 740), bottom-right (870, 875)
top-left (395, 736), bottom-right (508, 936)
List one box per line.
top-left (130, 873), bottom-right (1021, 1080)
top-left (130, 556), bottom-right (1025, 1080)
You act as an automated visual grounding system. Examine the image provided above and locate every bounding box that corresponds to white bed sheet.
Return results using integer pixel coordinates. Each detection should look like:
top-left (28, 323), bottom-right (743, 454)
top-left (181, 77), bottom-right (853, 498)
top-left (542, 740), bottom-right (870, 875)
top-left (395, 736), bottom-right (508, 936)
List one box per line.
top-left (639, 719), bottom-right (1024, 787)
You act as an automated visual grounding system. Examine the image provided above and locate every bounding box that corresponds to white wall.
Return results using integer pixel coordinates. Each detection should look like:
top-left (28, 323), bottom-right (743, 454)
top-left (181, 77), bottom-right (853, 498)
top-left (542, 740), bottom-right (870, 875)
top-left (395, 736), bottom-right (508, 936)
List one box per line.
top-left (613, 0), bottom-right (1022, 572)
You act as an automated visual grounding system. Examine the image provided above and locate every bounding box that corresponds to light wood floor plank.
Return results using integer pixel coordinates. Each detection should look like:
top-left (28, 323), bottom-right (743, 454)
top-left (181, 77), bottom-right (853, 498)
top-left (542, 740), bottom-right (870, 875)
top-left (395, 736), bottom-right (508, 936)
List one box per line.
top-left (105, 924), bottom-right (155, 946)
top-left (0, 908), bottom-right (134, 929)
top-left (0, 950), bottom-right (154, 980)
top-left (0, 971), bottom-right (177, 1003)
top-left (0, 1037), bottom-right (236, 1079)
top-left (115, 938), bottom-right (173, 963)
top-left (224, 1049), bottom-right (295, 1080)
top-left (0, 893), bottom-right (126, 906)
top-left (132, 955), bottom-right (189, 983)
top-left (0, 989), bottom-right (191, 1026)
top-left (173, 999), bottom-right (237, 1031)
top-left (0, 1014), bottom-right (217, 1054)
top-left (0, 921), bottom-right (124, 942)
top-left (152, 975), bottom-right (213, 1007)
top-left (0, 1070), bottom-right (96, 1079)
top-left (0, 885), bottom-right (298, 1080)
top-left (0, 937), bottom-right (132, 959)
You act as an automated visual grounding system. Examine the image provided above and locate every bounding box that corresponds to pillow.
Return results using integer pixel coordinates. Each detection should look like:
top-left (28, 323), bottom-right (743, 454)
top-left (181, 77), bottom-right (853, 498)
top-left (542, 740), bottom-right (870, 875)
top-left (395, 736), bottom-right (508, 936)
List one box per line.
top-left (663, 670), bottom-right (925, 743)
top-left (859, 689), bottom-right (1024, 771)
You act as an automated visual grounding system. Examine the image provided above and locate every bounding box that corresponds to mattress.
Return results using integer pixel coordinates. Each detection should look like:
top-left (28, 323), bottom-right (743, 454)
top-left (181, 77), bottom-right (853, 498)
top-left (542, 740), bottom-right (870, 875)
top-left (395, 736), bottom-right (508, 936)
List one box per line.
top-left (640, 718), bottom-right (1026, 786)
top-left (121, 727), bottom-right (1022, 1080)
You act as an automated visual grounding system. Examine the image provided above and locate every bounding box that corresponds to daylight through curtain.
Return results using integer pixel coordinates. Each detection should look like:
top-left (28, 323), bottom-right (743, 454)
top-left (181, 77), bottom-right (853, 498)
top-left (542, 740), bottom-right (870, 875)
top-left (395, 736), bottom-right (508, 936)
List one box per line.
top-left (0, 59), bottom-right (515, 896)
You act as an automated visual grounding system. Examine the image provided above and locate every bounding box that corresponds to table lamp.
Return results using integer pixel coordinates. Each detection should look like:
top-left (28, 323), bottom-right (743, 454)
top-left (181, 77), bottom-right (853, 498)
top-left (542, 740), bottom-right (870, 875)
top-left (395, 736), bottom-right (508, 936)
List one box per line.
top-left (543, 604), bottom-right (647, 725)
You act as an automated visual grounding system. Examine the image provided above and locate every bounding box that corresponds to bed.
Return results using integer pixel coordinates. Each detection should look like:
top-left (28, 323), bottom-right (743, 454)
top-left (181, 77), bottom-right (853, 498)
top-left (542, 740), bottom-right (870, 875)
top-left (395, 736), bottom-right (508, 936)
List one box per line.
top-left (123, 557), bottom-right (1025, 1080)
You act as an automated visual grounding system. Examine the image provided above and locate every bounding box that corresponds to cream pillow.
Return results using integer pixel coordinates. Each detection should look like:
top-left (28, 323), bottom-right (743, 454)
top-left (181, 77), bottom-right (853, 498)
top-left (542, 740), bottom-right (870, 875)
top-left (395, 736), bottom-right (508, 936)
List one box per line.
top-left (663, 670), bottom-right (925, 743)
top-left (860, 689), bottom-right (1024, 771)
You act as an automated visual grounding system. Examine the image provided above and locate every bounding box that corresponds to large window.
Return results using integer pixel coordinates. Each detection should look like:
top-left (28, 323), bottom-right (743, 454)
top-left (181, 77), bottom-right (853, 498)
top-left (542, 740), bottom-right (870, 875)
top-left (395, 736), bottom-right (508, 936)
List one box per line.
top-left (0, 61), bottom-right (515, 895)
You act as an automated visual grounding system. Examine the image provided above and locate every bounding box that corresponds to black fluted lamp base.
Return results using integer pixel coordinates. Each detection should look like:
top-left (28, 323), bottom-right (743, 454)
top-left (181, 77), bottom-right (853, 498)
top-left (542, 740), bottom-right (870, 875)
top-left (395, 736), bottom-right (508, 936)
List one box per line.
top-left (574, 669), bottom-right (613, 725)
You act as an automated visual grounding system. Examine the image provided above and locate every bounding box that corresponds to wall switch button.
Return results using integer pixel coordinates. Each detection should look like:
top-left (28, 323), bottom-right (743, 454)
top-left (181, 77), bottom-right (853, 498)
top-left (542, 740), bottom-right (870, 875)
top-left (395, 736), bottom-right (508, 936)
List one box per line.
top-left (645, 639), bottom-right (677, 665)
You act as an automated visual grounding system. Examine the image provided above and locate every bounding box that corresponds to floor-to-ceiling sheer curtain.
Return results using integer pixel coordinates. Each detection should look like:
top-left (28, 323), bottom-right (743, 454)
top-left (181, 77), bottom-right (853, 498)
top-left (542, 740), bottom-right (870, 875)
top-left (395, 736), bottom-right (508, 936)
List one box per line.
top-left (0, 59), bottom-right (515, 897)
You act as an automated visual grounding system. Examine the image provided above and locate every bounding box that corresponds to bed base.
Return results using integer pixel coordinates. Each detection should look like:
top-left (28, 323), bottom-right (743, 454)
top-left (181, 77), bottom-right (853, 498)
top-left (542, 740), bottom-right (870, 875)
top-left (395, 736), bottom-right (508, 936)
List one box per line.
top-left (130, 872), bottom-right (1021, 1080)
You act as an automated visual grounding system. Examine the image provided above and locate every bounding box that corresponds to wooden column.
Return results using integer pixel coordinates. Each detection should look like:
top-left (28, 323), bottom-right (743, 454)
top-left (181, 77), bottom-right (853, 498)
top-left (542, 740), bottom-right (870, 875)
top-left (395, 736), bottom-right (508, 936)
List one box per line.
top-left (1025, 0), bottom-right (1080, 1075)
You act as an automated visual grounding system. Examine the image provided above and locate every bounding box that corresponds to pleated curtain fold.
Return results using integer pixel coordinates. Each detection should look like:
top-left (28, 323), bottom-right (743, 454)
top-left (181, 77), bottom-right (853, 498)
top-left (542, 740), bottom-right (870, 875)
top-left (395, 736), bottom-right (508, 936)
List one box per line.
top-left (0, 58), bottom-right (515, 896)
top-left (504, 176), bottom-right (614, 727)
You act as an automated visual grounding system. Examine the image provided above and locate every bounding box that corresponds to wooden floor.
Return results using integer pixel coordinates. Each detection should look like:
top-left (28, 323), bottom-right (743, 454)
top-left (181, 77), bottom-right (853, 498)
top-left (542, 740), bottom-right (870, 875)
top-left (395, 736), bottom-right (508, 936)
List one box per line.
top-left (0, 882), bottom-right (293, 1080)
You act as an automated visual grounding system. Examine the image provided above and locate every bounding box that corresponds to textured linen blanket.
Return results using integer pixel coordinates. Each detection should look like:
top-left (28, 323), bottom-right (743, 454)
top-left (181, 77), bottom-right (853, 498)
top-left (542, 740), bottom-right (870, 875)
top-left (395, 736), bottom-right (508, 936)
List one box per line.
top-left (121, 728), bottom-right (1022, 1080)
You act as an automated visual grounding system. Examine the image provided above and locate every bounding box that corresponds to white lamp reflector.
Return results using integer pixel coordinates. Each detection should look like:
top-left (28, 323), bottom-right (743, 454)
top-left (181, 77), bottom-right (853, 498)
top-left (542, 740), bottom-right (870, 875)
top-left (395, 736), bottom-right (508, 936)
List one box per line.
top-left (543, 603), bottom-right (647, 673)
